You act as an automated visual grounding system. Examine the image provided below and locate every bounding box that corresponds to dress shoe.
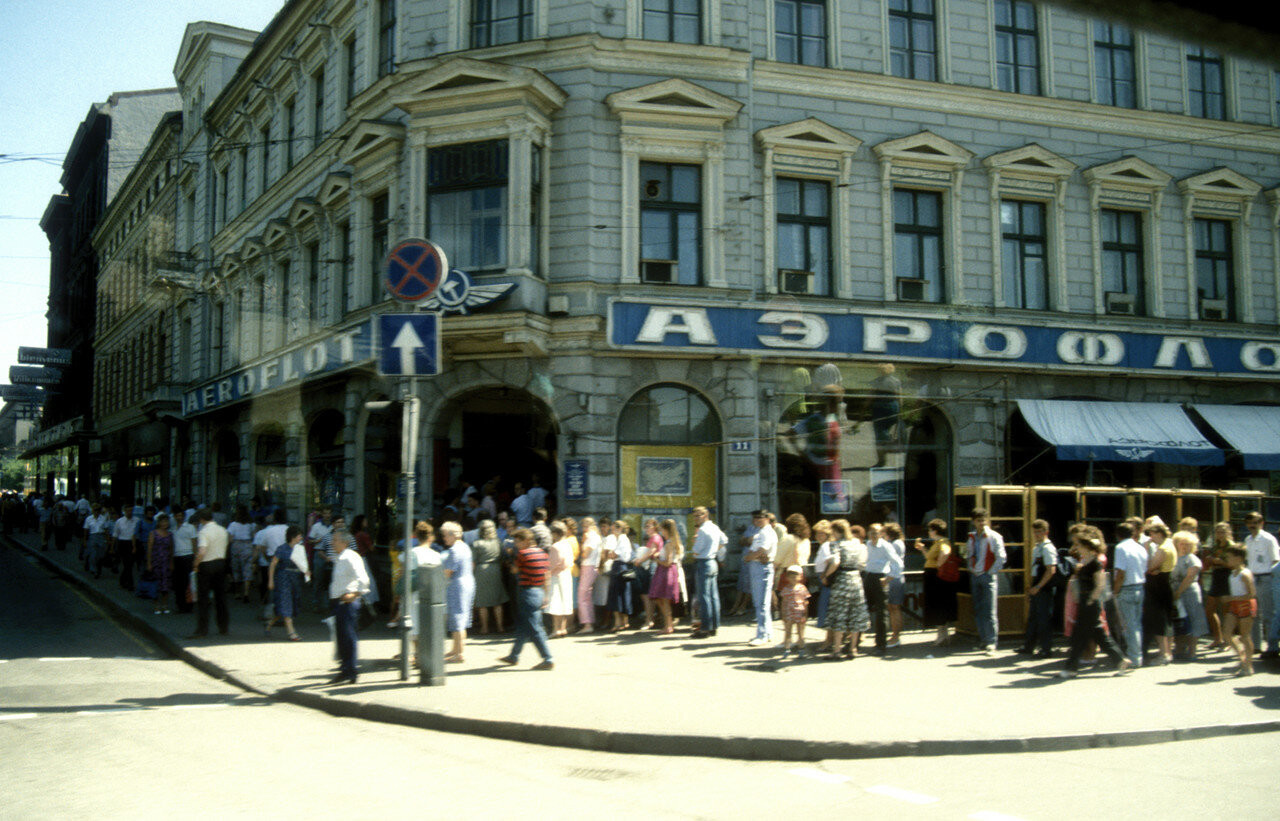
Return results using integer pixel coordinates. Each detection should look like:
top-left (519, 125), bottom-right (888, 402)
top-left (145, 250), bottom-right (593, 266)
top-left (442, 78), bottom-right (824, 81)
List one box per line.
top-left (328, 674), bottom-right (356, 685)
top-left (690, 630), bottom-right (710, 639)
top-left (532, 660), bottom-right (555, 671)
top-left (497, 655), bottom-right (518, 666)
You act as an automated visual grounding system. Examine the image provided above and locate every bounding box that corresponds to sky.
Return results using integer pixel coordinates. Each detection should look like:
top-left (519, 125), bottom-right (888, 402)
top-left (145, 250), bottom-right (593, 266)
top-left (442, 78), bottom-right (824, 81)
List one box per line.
top-left (0, 0), bottom-right (286, 412)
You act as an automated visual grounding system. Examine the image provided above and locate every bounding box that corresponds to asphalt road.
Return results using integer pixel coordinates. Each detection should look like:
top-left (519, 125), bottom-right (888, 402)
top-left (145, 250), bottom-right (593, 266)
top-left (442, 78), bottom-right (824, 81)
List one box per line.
top-left (2, 541), bottom-right (1276, 819)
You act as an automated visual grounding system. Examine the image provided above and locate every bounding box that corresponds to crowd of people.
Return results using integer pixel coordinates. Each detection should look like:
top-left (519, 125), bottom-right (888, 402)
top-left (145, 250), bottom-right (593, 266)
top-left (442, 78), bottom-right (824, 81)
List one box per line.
top-left (8, 481), bottom-right (1277, 683)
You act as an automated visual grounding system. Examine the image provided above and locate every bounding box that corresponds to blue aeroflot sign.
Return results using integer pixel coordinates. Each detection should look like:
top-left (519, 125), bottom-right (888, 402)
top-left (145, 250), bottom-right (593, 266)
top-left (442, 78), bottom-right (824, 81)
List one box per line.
top-left (608, 300), bottom-right (1280, 378)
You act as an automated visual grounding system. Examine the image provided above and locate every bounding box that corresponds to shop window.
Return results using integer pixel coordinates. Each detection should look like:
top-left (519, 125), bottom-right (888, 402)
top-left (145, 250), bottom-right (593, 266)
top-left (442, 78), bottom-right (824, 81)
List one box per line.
top-left (775, 0), bottom-right (827, 67)
top-left (644, 0), bottom-right (700, 43)
top-left (889, 0), bottom-right (937, 81)
top-left (619, 384), bottom-right (720, 444)
top-left (994, 0), bottom-right (1039, 95)
top-left (1093, 22), bottom-right (1136, 108)
top-left (471, 0), bottom-right (533, 48)
top-left (1000, 200), bottom-right (1048, 310)
top-left (639, 162), bottom-right (702, 285)
top-left (427, 139), bottom-right (508, 271)
top-left (1187, 46), bottom-right (1226, 120)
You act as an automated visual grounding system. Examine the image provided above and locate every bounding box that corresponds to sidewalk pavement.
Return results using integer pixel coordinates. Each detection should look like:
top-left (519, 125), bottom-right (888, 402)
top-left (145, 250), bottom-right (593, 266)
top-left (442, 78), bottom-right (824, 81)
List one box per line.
top-left (8, 531), bottom-right (1279, 760)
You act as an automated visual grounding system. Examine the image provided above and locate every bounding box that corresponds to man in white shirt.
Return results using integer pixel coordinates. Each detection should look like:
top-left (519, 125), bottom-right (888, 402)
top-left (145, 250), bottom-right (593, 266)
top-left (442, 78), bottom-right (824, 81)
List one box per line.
top-left (1112, 521), bottom-right (1148, 668)
top-left (82, 505), bottom-right (111, 579)
top-left (111, 508), bottom-right (140, 592)
top-left (965, 508), bottom-right (1006, 653)
top-left (329, 531), bottom-right (370, 685)
top-left (190, 510), bottom-right (230, 638)
top-left (172, 510), bottom-right (198, 613)
top-left (744, 509), bottom-right (778, 646)
top-left (690, 506), bottom-right (728, 638)
top-left (1243, 512), bottom-right (1280, 657)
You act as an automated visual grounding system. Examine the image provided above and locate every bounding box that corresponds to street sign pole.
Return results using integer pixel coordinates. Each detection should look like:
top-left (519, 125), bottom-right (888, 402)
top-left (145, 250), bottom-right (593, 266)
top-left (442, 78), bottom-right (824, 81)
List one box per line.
top-left (399, 376), bottom-right (422, 682)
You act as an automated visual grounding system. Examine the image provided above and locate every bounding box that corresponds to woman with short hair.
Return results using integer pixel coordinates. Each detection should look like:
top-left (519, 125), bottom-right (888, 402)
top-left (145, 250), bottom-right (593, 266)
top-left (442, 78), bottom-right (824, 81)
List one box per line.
top-left (471, 519), bottom-right (508, 634)
top-left (648, 519), bottom-right (684, 634)
top-left (439, 521), bottom-right (474, 662)
top-left (576, 517), bottom-right (601, 633)
top-left (546, 521), bottom-right (576, 637)
top-left (822, 519), bottom-right (870, 660)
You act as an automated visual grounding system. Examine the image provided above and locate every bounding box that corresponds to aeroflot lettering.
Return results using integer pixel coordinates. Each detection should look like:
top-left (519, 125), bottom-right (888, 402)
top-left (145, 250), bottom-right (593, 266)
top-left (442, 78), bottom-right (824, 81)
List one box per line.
top-left (612, 302), bottom-right (1280, 377)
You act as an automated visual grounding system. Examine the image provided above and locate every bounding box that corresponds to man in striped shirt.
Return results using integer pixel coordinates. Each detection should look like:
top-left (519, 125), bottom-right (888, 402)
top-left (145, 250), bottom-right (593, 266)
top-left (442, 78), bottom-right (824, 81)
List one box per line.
top-left (498, 529), bottom-right (555, 670)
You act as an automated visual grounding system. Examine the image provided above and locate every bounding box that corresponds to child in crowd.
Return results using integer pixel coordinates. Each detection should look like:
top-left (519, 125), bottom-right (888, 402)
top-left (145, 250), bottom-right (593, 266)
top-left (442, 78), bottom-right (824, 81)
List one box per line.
top-left (779, 565), bottom-right (810, 659)
top-left (1221, 545), bottom-right (1257, 677)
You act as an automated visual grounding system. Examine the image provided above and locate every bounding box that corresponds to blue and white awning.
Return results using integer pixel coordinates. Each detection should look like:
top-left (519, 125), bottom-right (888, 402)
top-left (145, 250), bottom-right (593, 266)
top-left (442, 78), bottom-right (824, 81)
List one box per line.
top-left (1016, 399), bottom-right (1223, 466)
top-left (1192, 404), bottom-right (1280, 470)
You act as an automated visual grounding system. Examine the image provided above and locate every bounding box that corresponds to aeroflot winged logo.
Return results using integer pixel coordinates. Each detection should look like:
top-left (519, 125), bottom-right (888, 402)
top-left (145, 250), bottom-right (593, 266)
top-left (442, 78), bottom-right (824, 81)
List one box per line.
top-left (1115, 448), bottom-right (1156, 461)
top-left (420, 268), bottom-right (516, 315)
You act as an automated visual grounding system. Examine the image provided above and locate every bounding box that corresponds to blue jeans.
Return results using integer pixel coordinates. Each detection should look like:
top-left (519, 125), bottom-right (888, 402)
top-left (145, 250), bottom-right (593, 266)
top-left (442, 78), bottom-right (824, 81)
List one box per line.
top-left (1116, 585), bottom-right (1144, 667)
top-left (510, 586), bottom-right (553, 663)
top-left (695, 559), bottom-right (720, 632)
top-left (969, 572), bottom-right (998, 647)
top-left (747, 561), bottom-right (774, 641)
top-left (332, 599), bottom-right (359, 678)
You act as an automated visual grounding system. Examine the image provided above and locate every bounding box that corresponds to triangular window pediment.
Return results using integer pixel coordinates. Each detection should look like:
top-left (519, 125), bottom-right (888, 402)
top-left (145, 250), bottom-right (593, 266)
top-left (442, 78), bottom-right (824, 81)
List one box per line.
top-left (607, 79), bottom-right (741, 125)
top-left (1177, 167), bottom-right (1261, 202)
top-left (338, 120), bottom-right (405, 168)
top-left (1083, 156), bottom-right (1171, 192)
top-left (241, 236), bottom-right (265, 261)
top-left (984, 144), bottom-right (1076, 179)
top-left (873, 131), bottom-right (973, 169)
top-left (263, 219), bottom-right (292, 248)
top-left (289, 197), bottom-right (320, 227)
top-left (318, 172), bottom-right (351, 208)
top-left (431, 74), bottom-right (502, 91)
top-left (392, 57), bottom-right (566, 116)
top-left (757, 118), bottom-right (862, 161)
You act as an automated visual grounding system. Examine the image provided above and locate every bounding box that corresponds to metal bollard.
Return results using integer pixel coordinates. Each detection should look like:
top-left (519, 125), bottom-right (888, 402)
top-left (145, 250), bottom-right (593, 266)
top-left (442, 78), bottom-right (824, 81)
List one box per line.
top-left (413, 563), bottom-right (446, 686)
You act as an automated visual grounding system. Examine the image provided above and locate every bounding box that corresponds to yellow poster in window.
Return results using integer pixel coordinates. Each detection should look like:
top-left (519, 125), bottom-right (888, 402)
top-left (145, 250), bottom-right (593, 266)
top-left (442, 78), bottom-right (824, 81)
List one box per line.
top-left (619, 444), bottom-right (718, 541)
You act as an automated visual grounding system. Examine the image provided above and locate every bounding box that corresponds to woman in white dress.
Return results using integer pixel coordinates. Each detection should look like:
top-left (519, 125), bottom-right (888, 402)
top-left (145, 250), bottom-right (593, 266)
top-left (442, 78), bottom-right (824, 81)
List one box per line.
top-left (546, 522), bottom-right (576, 637)
top-left (576, 517), bottom-right (602, 633)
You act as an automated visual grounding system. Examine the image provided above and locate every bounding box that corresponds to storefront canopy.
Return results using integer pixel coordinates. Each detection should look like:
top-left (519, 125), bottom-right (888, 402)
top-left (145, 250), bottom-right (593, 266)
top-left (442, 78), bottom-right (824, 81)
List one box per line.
top-left (1016, 399), bottom-right (1223, 466)
top-left (1192, 404), bottom-right (1280, 470)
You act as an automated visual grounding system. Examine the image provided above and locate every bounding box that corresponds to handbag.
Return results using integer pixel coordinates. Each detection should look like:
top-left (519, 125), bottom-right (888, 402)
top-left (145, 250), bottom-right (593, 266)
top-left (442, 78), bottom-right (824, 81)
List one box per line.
top-left (937, 550), bottom-right (961, 583)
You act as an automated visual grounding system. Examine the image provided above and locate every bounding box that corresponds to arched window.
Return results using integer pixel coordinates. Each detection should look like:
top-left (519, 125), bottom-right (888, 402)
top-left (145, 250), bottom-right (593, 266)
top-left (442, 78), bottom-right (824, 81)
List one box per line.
top-left (619, 384), bottom-right (721, 444)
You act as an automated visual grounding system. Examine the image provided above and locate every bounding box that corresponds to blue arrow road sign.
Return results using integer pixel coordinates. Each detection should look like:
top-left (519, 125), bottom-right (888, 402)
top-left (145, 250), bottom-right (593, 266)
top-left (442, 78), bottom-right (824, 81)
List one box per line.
top-left (378, 313), bottom-right (441, 376)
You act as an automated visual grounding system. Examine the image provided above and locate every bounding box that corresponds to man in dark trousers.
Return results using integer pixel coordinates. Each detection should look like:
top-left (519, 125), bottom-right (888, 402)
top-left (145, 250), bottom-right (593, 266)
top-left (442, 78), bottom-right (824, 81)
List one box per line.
top-left (190, 509), bottom-right (230, 638)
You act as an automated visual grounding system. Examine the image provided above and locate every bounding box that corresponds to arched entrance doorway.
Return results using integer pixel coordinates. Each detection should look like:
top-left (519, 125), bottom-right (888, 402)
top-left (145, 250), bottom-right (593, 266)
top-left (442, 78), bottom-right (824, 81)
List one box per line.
top-left (432, 387), bottom-right (558, 516)
top-left (308, 409), bottom-right (345, 511)
top-left (617, 383), bottom-right (722, 540)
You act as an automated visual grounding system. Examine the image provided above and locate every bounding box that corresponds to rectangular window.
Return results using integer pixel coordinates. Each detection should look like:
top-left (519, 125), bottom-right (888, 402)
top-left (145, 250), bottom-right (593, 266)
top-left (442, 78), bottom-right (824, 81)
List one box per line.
top-left (1001, 200), bottom-right (1048, 310)
top-left (427, 140), bottom-right (508, 271)
top-left (888, 0), bottom-right (937, 81)
top-left (471, 0), bottom-right (532, 48)
top-left (338, 222), bottom-right (352, 316)
top-left (776, 178), bottom-right (831, 296)
top-left (344, 36), bottom-right (358, 102)
top-left (239, 146), bottom-right (249, 212)
top-left (283, 98), bottom-right (296, 170)
top-left (312, 66), bottom-right (326, 147)
top-left (530, 143), bottom-right (542, 275)
top-left (214, 168), bottom-right (228, 231)
top-left (994, 0), bottom-right (1039, 94)
top-left (306, 242), bottom-right (320, 330)
top-left (775, 0), bottom-right (826, 67)
top-left (1100, 209), bottom-right (1144, 315)
top-left (1094, 22), bottom-right (1136, 108)
top-left (256, 277), bottom-right (267, 354)
top-left (259, 125), bottom-right (271, 194)
top-left (1187, 46), bottom-right (1225, 120)
top-left (211, 302), bottom-right (226, 375)
top-left (1194, 217), bottom-right (1233, 319)
top-left (644, 0), bottom-right (700, 44)
top-left (893, 189), bottom-right (944, 303)
top-left (378, 0), bottom-right (396, 77)
top-left (371, 193), bottom-right (390, 302)
top-left (181, 317), bottom-right (193, 381)
top-left (279, 260), bottom-right (292, 341)
top-left (640, 162), bottom-right (701, 285)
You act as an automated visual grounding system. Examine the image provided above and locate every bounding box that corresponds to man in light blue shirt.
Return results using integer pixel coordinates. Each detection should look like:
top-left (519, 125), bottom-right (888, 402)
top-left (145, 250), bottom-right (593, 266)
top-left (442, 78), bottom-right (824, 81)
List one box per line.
top-left (690, 506), bottom-right (727, 638)
top-left (1112, 521), bottom-right (1148, 668)
top-left (744, 510), bottom-right (778, 646)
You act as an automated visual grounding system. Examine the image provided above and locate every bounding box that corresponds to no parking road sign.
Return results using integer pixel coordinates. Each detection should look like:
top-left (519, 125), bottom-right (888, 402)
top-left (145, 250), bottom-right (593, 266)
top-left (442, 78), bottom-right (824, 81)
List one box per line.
top-left (383, 238), bottom-right (448, 303)
top-left (378, 313), bottom-right (441, 377)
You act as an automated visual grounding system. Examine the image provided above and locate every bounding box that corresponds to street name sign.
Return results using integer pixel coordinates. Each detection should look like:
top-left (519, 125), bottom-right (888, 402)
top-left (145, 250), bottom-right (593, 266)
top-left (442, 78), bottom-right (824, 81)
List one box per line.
top-left (17, 347), bottom-right (72, 367)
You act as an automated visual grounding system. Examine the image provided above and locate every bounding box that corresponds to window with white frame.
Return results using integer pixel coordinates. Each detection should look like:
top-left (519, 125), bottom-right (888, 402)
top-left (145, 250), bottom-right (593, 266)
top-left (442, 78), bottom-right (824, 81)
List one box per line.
top-left (775, 0), bottom-right (827, 67)
top-left (639, 162), bottom-right (702, 285)
top-left (889, 0), bottom-right (937, 81)
top-left (994, 0), bottom-right (1038, 94)
top-left (1099, 209), bottom-right (1145, 315)
top-left (370, 192), bottom-right (390, 302)
top-left (1093, 22), bottom-right (1136, 108)
top-left (644, 0), bottom-right (700, 43)
top-left (1083, 156), bottom-right (1170, 318)
top-left (378, 0), bottom-right (396, 77)
top-left (312, 66), bottom-right (326, 147)
top-left (775, 178), bottom-right (831, 296)
top-left (1193, 218), bottom-right (1233, 320)
top-left (1176, 167), bottom-right (1260, 323)
top-left (893, 189), bottom-right (944, 303)
top-left (428, 140), bottom-right (508, 271)
top-left (472, 0), bottom-right (533, 48)
top-left (1000, 200), bottom-right (1048, 310)
top-left (1186, 46), bottom-right (1226, 120)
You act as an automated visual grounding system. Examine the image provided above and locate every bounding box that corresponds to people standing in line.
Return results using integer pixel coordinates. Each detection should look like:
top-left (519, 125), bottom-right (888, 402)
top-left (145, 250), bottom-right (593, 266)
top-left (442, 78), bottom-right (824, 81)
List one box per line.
top-left (965, 508), bottom-right (1006, 654)
top-left (510, 482), bottom-right (533, 526)
top-left (810, 519), bottom-right (834, 646)
top-left (1018, 519), bottom-right (1058, 658)
top-left (1171, 530), bottom-right (1207, 660)
top-left (135, 507), bottom-right (156, 591)
top-left (1241, 512), bottom-right (1279, 659)
top-left (1058, 535), bottom-right (1131, 678)
top-left (498, 528), bottom-right (555, 670)
top-left (189, 509), bottom-right (230, 638)
top-left (881, 523), bottom-right (907, 648)
top-left (1202, 521), bottom-right (1236, 650)
top-left (915, 518), bottom-right (955, 647)
top-left (1221, 545), bottom-right (1257, 676)
top-left (632, 519), bottom-right (663, 630)
top-left (328, 529), bottom-right (370, 685)
top-left (606, 519), bottom-right (636, 633)
top-left (82, 504), bottom-right (110, 579)
top-left (50, 499), bottom-right (73, 552)
top-left (147, 514), bottom-right (175, 615)
top-left (594, 517), bottom-right (615, 626)
top-left (778, 565), bottom-right (810, 658)
top-left (171, 510), bottom-right (197, 613)
top-left (111, 506), bottom-right (140, 592)
top-left (471, 519), bottom-right (508, 635)
top-left (1112, 521), bottom-right (1148, 669)
top-left (309, 508), bottom-right (334, 613)
top-left (545, 521), bottom-right (575, 638)
top-left (1143, 521), bottom-right (1176, 665)
top-left (438, 521), bottom-right (475, 662)
top-left (743, 510), bottom-right (778, 647)
top-left (575, 517), bottom-right (601, 634)
top-left (727, 517), bottom-right (760, 618)
top-left (226, 507), bottom-right (255, 603)
top-left (773, 514), bottom-right (811, 618)
top-left (862, 523), bottom-right (892, 655)
top-left (690, 506), bottom-right (727, 639)
top-left (648, 519), bottom-right (684, 634)
top-left (823, 519), bottom-right (870, 660)
top-left (266, 525), bottom-right (308, 641)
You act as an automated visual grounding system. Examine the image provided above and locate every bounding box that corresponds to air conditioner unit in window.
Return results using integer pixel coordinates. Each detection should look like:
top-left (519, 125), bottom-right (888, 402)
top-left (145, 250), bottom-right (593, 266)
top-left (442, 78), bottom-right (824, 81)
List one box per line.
top-left (1104, 291), bottom-right (1135, 315)
top-left (896, 277), bottom-right (926, 302)
top-left (640, 259), bottom-right (677, 284)
top-left (1200, 296), bottom-right (1228, 321)
top-left (778, 268), bottom-right (813, 295)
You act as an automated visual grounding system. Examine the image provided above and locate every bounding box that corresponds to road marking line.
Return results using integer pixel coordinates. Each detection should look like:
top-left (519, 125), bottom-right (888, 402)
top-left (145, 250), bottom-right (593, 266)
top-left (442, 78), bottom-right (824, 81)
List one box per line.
top-left (970, 812), bottom-right (1026, 821)
top-left (790, 767), bottom-right (851, 784)
top-left (38, 657), bottom-right (93, 662)
top-left (0, 713), bottom-right (38, 722)
top-left (866, 785), bottom-right (940, 805)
